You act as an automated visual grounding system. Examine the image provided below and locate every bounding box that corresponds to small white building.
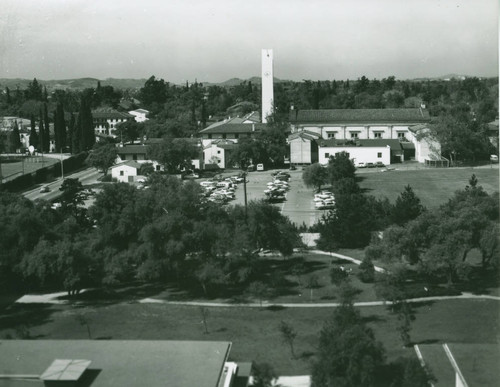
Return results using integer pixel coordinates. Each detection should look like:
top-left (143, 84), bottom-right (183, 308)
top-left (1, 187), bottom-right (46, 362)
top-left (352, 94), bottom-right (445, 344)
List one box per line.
top-left (128, 109), bottom-right (149, 123)
top-left (203, 140), bottom-right (237, 169)
top-left (406, 124), bottom-right (442, 163)
top-left (92, 108), bottom-right (134, 137)
top-left (111, 160), bottom-right (142, 183)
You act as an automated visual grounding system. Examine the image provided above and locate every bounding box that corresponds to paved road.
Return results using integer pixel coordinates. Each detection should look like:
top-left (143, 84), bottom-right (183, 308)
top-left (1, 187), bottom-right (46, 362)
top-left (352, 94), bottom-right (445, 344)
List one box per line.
top-left (23, 168), bottom-right (103, 202)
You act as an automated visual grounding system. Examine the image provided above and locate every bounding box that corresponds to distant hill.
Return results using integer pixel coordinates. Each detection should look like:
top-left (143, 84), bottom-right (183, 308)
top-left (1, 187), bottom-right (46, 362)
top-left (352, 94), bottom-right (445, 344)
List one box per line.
top-left (0, 77), bottom-right (147, 91)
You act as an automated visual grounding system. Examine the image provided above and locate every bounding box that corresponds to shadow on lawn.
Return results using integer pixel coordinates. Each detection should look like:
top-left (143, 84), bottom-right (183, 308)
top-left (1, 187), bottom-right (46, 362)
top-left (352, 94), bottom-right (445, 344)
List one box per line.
top-left (0, 303), bottom-right (54, 338)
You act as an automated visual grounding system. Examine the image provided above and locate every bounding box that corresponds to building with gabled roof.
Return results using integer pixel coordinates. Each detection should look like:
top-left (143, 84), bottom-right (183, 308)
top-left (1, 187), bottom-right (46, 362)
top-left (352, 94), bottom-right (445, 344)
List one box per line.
top-left (199, 119), bottom-right (266, 147)
top-left (92, 108), bottom-right (134, 137)
top-left (0, 340), bottom-right (249, 387)
top-left (289, 107), bottom-right (431, 142)
top-left (128, 108), bottom-right (149, 123)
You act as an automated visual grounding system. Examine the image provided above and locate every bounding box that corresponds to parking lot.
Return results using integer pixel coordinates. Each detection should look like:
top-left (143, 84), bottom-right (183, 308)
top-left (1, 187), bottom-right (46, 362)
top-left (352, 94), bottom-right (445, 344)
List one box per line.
top-left (229, 169), bottom-right (324, 228)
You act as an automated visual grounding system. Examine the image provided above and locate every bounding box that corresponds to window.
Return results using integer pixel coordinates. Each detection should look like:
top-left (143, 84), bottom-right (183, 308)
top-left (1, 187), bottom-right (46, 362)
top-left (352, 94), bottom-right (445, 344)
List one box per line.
top-left (327, 132), bottom-right (336, 139)
top-left (222, 134), bottom-right (227, 139)
top-left (398, 132), bottom-right (406, 139)
top-left (374, 132), bottom-right (382, 139)
top-left (235, 134), bottom-right (239, 139)
top-left (325, 153), bottom-right (330, 158)
top-left (133, 154), bottom-right (137, 161)
top-left (350, 132), bottom-right (359, 139)
top-left (377, 152), bottom-right (382, 158)
top-left (120, 171), bottom-right (124, 176)
top-left (208, 134), bottom-right (212, 139)
top-left (217, 150), bottom-right (221, 154)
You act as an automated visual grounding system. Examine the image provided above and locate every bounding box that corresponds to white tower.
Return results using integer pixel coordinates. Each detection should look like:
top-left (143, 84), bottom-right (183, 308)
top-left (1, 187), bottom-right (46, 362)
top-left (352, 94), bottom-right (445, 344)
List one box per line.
top-left (261, 49), bottom-right (274, 123)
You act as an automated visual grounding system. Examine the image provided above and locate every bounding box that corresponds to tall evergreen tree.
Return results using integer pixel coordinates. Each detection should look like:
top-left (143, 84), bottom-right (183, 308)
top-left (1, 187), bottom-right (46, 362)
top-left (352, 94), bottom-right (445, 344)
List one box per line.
top-left (38, 110), bottom-right (45, 153)
top-left (54, 102), bottom-right (67, 152)
top-left (6, 87), bottom-right (12, 104)
top-left (68, 113), bottom-right (75, 153)
top-left (43, 103), bottom-right (50, 152)
top-left (9, 121), bottom-right (21, 152)
top-left (74, 90), bottom-right (94, 152)
top-left (43, 86), bottom-right (48, 102)
top-left (29, 114), bottom-right (39, 150)
top-left (25, 78), bottom-right (43, 101)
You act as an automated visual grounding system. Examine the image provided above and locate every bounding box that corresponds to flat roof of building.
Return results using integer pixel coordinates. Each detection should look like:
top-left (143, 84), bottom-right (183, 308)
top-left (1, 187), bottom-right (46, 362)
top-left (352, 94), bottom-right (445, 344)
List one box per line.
top-left (0, 340), bottom-right (232, 387)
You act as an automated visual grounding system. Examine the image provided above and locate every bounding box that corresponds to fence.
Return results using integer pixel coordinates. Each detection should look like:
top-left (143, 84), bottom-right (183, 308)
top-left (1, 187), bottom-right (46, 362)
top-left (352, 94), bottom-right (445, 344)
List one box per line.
top-left (0, 152), bottom-right (88, 192)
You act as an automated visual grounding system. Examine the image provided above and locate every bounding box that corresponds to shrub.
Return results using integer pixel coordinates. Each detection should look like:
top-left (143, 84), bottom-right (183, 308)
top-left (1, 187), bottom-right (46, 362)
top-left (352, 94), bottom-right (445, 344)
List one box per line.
top-left (358, 257), bottom-right (376, 283)
top-left (330, 267), bottom-right (349, 286)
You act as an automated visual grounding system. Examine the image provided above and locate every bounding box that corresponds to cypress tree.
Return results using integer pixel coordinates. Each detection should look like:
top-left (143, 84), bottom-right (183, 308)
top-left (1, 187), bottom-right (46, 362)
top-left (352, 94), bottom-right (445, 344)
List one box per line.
top-left (68, 113), bottom-right (75, 153)
top-left (39, 110), bottom-right (45, 153)
top-left (54, 102), bottom-right (67, 152)
top-left (75, 91), bottom-right (94, 152)
top-left (43, 86), bottom-right (48, 102)
top-left (43, 103), bottom-right (50, 152)
top-left (29, 114), bottom-right (39, 150)
top-left (6, 87), bottom-right (12, 104)
top-left (9, 121), bottom-right (21, 152)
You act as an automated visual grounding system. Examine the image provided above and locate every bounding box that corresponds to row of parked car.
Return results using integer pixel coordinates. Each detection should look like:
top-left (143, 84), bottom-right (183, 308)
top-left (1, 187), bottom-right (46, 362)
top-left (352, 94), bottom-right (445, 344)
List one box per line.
top-left (199, 174), bottom-right (246, 204)
top-left (264, 171), bottom-right (291, 203)
top-left (314, 190), bottom-right (335, 210)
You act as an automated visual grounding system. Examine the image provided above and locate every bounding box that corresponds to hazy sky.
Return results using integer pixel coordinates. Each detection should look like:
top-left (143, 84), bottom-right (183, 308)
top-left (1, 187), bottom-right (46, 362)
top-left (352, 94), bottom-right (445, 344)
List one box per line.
top-left (1, 0), bottom-right (498, 83)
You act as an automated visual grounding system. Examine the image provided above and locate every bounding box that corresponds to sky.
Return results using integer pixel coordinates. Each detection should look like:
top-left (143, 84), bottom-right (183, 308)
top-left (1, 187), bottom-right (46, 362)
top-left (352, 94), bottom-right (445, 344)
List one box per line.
top-left (0, 0), bottom-right (498, 83)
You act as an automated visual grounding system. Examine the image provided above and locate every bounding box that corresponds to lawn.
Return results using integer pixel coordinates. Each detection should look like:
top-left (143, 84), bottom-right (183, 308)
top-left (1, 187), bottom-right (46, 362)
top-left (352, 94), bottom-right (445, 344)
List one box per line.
top-left (357, 167), bottom-right (499, 208)
top-left (1, 299), bottom-right (497, 376)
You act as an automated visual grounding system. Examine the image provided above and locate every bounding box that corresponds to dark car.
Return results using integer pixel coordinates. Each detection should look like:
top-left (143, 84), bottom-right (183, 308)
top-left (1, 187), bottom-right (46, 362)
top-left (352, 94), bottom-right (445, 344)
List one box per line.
top-left (375, 162), bottom-right (385, 168)
top-left (39, 186), bottom-right (50, 193)
top-left (366, 162), bottom-right (375, 168)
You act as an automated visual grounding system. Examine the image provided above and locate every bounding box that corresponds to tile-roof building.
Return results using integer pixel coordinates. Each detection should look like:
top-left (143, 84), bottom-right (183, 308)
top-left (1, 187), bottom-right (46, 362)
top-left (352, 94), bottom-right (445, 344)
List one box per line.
top-left (92, 108), bottom-right (134, 137)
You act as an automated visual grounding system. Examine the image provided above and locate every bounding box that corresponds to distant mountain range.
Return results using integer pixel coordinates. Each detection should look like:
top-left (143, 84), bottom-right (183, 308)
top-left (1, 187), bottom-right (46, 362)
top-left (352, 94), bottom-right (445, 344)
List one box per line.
top-left (0, 74), bottom-right (495, 91)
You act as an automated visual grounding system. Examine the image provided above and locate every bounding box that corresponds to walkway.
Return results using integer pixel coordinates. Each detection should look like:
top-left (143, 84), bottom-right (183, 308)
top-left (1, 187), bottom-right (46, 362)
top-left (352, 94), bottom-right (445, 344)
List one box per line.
top-left (309, 249), bottom-right (387, 273)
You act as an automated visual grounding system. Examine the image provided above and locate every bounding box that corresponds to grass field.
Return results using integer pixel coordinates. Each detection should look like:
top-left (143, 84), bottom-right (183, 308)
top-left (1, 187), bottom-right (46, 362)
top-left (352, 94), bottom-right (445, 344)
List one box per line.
top-left (0, 156), bottom-right (58, 180)
top-left (357, 167), bottom-right (499, 208)
top-left (1, 299), bottom-right (497, 376)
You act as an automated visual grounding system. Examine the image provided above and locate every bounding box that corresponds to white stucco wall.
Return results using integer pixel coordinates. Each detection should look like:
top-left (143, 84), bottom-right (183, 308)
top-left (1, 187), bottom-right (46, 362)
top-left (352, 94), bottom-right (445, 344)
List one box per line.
top-left (318, 146), bottom-right (391, 166)
top-left (111, 164), bottom-right (138, 183)
top-left (204, 145), bottom-right (226, 168)
top-left (290, 138), bottom-right (312, 164)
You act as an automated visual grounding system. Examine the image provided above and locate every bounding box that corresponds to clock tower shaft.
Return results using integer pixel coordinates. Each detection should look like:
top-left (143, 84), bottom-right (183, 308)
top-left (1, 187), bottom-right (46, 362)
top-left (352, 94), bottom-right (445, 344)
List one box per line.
top-left (261, 49), bottom-right (274, 124)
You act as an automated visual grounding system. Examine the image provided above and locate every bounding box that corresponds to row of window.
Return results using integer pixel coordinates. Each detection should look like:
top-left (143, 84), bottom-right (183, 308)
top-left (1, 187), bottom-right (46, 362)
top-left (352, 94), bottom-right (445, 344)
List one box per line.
top-left (326, 132), bottom-right (407, 139)
top-left (324, 152), bottom-right (383, 159)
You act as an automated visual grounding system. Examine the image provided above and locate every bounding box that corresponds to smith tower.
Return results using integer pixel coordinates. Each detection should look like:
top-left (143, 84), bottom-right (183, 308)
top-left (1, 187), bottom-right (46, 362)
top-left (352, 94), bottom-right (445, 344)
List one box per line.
top-left (261, 49), bottom-right (274, 123)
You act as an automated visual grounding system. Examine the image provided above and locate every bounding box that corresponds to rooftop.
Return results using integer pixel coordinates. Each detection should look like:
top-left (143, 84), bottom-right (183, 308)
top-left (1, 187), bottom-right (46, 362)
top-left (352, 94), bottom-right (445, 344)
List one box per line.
top-left (199, 122), bottom-right (267, 134)
top-left (0, 340), bottom-right (232, 387)
top-left (290, 108), bottom-right (431, 124)
top-left (92, 108), bottom-right (134, 120)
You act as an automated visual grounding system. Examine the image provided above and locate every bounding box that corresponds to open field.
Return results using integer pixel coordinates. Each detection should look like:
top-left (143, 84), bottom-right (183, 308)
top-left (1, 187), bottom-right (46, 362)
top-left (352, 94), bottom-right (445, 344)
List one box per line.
top-left (1, 299), bottom-right (497, 376)
top-left (357, 167), bottom-right (499, 208)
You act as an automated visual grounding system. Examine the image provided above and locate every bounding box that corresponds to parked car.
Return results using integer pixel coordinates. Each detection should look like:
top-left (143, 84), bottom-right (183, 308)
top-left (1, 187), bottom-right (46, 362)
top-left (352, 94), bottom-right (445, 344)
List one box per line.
top-left (39, 186), bottom-right (50, 193)
top-left (356, 162), bottom-right (366, 168)
top-left (256, 163), bottom-right (265, 171)
top-left (375, 162), bottom-right (385, 168)
top-left (366, 162), bottom-right (375, 168)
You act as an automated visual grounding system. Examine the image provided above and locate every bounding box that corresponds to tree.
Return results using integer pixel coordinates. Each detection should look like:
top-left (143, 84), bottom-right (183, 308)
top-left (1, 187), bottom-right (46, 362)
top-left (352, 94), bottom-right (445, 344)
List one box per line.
top-left (139, 75), bottom-right (168, 106)
top-left (38, 109), bottom-right (46, 153)
top-left (279, 320), bottom-right (297, 359)
top-left (247, 281), bottom-right (269, 308)
top-left (114, 120), bottom-right (140, 143)
top-left (311, 302), bottom-right (385, 387)
top-left (9, 121), bottom-right (21, 152)
top-left (305, 274), bottom-right (320, 301)
top-left (358, 257), bottom-right (376, 283)
top-left (252, 362), bottom-right (277, 387)
top-left (302, 163), bottom-right (327, 192)
top-left (147, 138), bottom-right (199, 173)
top-left (326, 151), bottom-right (356, 186)
top-left (86, 142), bottom-right (117, 175)
top-left (391, 185), bottom-right (425, 226)
top-left (74, 90), bottom-right (95, 153)
top-left (59, 178), bottom-right (87, 222)
top-left (54, 102), bottom-right (67, 152)
top-left (43, 103), bottom-right (50, 152)
top-left (29, 114), bottom-right (38, 150)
